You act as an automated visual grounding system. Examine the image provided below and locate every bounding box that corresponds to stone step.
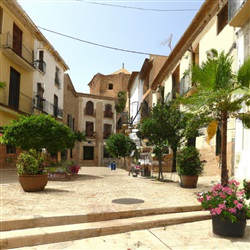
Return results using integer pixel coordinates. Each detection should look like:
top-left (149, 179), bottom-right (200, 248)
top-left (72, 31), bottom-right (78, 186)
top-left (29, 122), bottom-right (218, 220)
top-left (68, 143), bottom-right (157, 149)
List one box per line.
top-left (0, 205), bottom-right (202, 231)
top-left (0, 210), bottom-right (211, 249)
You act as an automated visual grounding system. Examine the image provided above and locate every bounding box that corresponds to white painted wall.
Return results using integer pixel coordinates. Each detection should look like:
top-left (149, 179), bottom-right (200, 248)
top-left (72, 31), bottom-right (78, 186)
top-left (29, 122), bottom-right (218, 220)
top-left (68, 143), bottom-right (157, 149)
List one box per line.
top-left (234, 20), bottom-right (250, 180)
top-left (129, 74), bottom-right (141, 125)
top-left (33, 40), bottom-right (64, 113)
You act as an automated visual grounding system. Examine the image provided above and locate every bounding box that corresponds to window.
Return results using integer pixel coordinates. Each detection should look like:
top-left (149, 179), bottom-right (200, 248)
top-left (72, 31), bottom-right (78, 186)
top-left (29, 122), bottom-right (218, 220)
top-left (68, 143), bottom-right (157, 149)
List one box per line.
top-left (13, 23), bottom-right (22, 56)
top-left (86, 121), bottom-right (94, 136)
top-left (67, 114), bottom-right (74, 130)
top-left (9, 67), bottom-right (20, 110)
top-left (53, 95), bottom-right (58, 117)
top-left (6, 145), bottom-right (16, 154)
top-left (217, 3), bottom-right (228, 35)
top-left (86, 101), bottom-right (94, 116)
top-left (141, 100), bottom-right (149, 118)
top-left (38, 51), bottom-right (46, 73)
top-left (37, 82), bottom-right (45, 110)
top-left (83, 146), bottom-right (94, 160)
top-left (172, 65), bottom-right (180, 99)
top-left (108, 83), bottom-right (113, 90)
top-left (55, 67), bottom-right (60, 85)
top-left (103, 124), bottom-right (112, 139)
top-left (104, 104), bottom-right (113, 118)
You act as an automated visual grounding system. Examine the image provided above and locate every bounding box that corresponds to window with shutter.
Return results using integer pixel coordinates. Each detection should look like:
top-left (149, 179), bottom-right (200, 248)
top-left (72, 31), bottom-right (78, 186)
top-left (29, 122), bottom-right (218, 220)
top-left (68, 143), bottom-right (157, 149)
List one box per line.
top-left (86, 121), bottom-right (94, 136)
top-left (86, 101), bottom-right (94, 116)
top-left (103, 124), bottom-right (112, 139)
top-left (104, 104), bottom-right (112, 118)
top-left (217, 3), bottom-right (228, 35)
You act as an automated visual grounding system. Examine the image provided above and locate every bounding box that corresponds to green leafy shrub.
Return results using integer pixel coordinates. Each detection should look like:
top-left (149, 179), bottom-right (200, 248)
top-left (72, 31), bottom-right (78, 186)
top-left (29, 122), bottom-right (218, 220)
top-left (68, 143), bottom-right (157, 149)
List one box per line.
top-left (16, 149), bottom-right (44, 175)
top-left (177, 146), bottom-right (204, 176)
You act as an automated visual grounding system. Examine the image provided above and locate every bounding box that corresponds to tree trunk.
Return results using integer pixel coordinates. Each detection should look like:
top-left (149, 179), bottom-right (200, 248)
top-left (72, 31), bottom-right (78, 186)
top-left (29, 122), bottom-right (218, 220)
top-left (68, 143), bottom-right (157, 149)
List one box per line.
top-left (158, 154), bottom-right (163, 181)
top-left (124, 157), bottom-right (126, 169)
top-left (171, 148), bottom-right (177, 172)
top-left (221, 110), bottom-right (229, 186)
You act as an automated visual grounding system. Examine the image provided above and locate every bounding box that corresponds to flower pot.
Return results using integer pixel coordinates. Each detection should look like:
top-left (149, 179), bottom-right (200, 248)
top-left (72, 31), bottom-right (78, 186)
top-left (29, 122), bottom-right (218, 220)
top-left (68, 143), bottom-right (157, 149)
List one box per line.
top-left (212, 212), bottom-right (247, 237)
top-left (48, 172), bottom-right (70, 181)
top-left (18, 174), bottom-right (48, 192)
top-left (181, 175), bottom-right (198, 188)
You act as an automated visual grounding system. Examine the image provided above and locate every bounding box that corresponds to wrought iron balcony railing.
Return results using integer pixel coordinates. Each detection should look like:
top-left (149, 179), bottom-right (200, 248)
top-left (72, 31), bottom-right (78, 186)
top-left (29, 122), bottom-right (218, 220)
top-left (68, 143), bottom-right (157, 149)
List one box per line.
top-left (1, 32), bottom-right (34, 67)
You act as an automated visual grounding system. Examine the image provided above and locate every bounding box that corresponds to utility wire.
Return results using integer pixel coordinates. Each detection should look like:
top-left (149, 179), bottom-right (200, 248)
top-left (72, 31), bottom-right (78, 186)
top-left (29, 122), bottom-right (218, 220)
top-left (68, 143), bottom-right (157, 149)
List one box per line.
top-left (18, 0), bottom-right (199, 12)
top-left (38, 26), bottom-right (165, 56)
top-left (81, 0), bottom-right (199, 12)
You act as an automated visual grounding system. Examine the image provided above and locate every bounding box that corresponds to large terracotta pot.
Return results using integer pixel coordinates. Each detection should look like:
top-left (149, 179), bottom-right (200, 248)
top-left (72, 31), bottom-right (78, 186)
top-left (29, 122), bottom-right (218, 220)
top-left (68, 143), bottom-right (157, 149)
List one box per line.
top-left (181, 175), bottom-right (198, 188)
top-left (18, 174), bottom-right (48, 192)
top-left (212, 211), bottom-right (247, 237)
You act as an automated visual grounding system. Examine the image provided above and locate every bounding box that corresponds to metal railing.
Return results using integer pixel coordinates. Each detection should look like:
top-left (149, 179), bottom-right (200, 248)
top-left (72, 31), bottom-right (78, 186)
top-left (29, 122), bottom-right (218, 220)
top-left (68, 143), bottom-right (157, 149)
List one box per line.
top-left (104, 111), bottom-right (113, 118)
top-left (2, 32), bottom-right (34, 66)
top-left (33, 94), bottom-right (64, 119)
top-left (37, 60), bottom-right (46, 73)
top-left (85, 131), bottom-right (96, 137)
top-left (0, 92), bottom-right (33, 114)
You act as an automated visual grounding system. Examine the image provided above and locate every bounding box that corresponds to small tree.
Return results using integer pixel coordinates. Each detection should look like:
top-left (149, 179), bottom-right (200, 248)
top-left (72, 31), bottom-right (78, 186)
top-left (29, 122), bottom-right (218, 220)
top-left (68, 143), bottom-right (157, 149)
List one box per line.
top-left (1, 114), bottom-right (85, 153)
top-left (137, 100), bottom-right (188, 180)
top-left (105, 133), bottom-right (136, 168)
top-left (182, 49), bottom-right (250, 185)
top-left (137, 100), bottom-right (206, 181)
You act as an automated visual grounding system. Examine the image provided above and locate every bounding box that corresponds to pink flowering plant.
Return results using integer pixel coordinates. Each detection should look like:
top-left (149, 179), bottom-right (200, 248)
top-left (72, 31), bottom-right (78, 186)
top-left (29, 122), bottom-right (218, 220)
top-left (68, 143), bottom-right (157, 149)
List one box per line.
top-left (68, 165), bottom-right (80, 175)
top-left (197, 180), bottom-right (250, 223)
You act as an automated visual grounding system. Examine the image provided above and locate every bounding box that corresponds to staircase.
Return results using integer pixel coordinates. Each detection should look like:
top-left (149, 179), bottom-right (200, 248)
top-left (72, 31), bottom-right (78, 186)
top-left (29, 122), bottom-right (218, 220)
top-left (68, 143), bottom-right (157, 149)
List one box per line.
top-left (0, 205), bottom-right (210, 249)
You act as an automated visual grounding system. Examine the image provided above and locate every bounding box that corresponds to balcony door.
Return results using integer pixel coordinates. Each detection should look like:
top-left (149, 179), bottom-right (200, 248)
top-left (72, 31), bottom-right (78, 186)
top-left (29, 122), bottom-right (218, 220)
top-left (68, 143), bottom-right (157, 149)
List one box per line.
top-left (13, 23), bottom-right (22, 56)
top-left (53, 95), bottom-right (58, 117)
top-left (8, 67), bottom-right (20, 110)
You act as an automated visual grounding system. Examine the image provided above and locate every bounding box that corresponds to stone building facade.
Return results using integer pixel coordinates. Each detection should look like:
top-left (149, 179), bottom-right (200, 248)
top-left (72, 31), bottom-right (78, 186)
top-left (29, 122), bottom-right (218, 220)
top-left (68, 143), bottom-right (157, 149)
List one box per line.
top-left (88, 67), bottom-right (130, 98)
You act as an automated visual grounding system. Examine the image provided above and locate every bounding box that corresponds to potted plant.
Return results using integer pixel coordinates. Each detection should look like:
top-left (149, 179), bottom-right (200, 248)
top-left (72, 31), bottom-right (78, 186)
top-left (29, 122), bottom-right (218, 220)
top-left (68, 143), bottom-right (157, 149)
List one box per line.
top-left (1, 114), bottom-right (85, 189)
top-left (177, 146), bottom-right (204, 188)
top-left (16, 149), bottom-right (48, 192)
top-left (197, 179), bottom-right (250, 237)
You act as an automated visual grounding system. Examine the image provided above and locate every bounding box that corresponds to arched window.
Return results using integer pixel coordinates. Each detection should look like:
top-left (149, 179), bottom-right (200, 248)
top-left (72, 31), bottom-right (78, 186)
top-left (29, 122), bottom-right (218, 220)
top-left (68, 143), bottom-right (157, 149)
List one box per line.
top-left (86, 101), bottom-right (94, 116)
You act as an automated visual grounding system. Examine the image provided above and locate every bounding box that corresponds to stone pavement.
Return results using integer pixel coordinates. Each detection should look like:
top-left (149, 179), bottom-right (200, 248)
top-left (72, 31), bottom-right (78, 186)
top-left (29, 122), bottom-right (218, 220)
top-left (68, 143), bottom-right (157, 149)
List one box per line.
top-left (0, 167), bottom-right (250, 249)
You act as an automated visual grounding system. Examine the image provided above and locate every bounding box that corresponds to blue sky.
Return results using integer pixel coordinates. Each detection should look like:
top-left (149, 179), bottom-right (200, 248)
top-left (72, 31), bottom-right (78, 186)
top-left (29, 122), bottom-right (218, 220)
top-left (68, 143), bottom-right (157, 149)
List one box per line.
top-left (17, 0), bottom-right (204, 93)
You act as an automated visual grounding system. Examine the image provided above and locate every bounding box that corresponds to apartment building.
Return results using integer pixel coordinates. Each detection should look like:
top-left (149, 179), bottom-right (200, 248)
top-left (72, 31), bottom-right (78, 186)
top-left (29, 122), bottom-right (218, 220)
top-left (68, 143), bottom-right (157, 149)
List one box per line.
top-left (0, 1), bottom-right (68, 168)
top-left (142, 0), bottom-right (239, 176)
top-left (229, 0), bottom-right (250, 180)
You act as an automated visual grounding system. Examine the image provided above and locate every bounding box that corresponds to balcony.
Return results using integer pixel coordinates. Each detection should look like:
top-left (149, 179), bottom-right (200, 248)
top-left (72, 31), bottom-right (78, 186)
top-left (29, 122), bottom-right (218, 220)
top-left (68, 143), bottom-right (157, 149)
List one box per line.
top-left (229, 0), bottom-right (250, 27)
top-left (0, 92), bottom-right (32, 115)
top-left (104, 111), bottom-right (113, 118)
top-left (1, 32), bottom-right (34, 71)
top-left (35, 60), bottom-right (46, 73)
top-left (84, 108), bottom-right (96, 117)
top-left (33, 95), bottom-right (64, 119)
top-left (85, 131), bottom-right (96, 138)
